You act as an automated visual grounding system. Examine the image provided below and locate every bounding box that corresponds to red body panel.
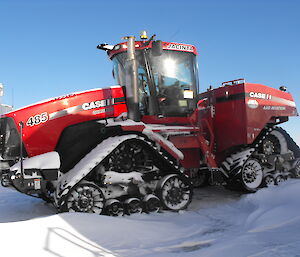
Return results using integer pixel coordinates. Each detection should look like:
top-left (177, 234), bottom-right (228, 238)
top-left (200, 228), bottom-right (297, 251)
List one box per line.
top-left (4, 87), bottom-right (127, 157)
top-left (3, 80), bottom-right (297, 169)
top-left (244, 83), bottom-right (297, 144)
top-left (142, 116), bottom-right (190, 125)
top-left (198, 82), bottom-right (298, 159)
top-left (169, 135), bottom-right (202, 168)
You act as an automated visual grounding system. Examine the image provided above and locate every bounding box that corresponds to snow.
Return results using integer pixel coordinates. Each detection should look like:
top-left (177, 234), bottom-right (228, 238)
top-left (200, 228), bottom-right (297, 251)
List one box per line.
top-left (10, 151), bottom-right (60, 171)
top-left (56, 135), bottom-right (138, 199)
top-left (143, 126), bottom-right (184, 160)
top-left (0, 180), bottom-right (300, 257)
top-left (103, 171), bottom-right (144, 185)
top-left (103, 118), bottom-right (187, 160)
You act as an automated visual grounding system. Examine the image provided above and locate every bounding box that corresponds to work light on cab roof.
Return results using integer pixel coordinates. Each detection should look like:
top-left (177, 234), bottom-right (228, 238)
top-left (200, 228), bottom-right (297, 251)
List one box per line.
top-left (140, 30), bottom-right (148, 40)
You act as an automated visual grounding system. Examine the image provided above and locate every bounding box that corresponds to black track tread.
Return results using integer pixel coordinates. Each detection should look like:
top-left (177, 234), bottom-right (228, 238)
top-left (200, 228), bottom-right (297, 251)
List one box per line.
top-left (58, 135), bottom-right (192, 213)
top-left (274, 126), bottom-right (300, 158)
top-left (106, 137), bottom-right (181, 176)
top-left (224, 162), bottom-right (258, 193)
top-left (225, 126), bottom-right (299, 193)
top-left (222, 126), bottom-right (270, 193)
top-left (104, 137), bottom-right (193, 211)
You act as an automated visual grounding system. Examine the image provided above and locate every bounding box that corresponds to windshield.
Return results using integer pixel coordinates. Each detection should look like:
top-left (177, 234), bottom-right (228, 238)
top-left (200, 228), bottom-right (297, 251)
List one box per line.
top-left (112, 49), bottom-right (198, 116)
top-left (151, 51), bottom-right (196, 90)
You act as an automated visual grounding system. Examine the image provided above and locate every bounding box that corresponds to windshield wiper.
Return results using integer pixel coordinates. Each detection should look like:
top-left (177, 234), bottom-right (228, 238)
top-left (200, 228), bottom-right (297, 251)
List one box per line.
top-left (142, 49), bottom-right (161, 116)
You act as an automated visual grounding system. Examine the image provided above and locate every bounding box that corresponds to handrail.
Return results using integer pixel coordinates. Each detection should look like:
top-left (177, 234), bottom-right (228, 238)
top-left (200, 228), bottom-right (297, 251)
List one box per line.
top-left (221, 78), bottom-right (245, 86)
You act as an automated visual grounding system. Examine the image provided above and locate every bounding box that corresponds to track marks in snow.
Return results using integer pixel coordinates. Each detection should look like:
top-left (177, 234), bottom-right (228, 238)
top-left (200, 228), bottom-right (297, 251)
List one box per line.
top-left (154, 239), bottom-right (214, 254)
top-left (248, 216), bottom-right (300, 233)
top-left (249, 240), bottom-right (300, 257)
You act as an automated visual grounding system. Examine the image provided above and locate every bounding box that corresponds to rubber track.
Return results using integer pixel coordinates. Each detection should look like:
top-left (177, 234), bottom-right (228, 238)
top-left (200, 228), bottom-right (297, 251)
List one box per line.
top-left (105, 137), bottom-right (186, 179)
top-left (274, 127), bottom-right (300, 158)
top-left (55, 134), bottom-right (188, 208)
top-left (223, 126), bottom-right (273, 192)
top-left (55, 135), bottom-right (138, 206)
top-left (225, 126), bottom-right (299, 192)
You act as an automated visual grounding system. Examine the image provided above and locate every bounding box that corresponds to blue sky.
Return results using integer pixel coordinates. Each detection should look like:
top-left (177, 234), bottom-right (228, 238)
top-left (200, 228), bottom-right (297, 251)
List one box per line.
top-left (0, 0), bottom-right (299, 142)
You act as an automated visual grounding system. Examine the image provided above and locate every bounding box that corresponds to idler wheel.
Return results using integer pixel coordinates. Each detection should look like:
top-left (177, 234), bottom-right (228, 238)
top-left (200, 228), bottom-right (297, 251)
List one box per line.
top-left (275, 175), bottom-right (285, 185)
top-left (105, 199), bottom-right (124, 216)
top-left (264, 175), bottom-right (275, 187)
top-left (143, 194), bottom-right (161, 213)
top-left (124, 198), bottom-right (143, 215)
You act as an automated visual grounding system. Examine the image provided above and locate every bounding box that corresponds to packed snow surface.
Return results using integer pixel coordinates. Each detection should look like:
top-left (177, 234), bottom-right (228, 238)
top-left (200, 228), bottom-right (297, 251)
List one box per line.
top-left (0, 180), bottom-right (300, 257)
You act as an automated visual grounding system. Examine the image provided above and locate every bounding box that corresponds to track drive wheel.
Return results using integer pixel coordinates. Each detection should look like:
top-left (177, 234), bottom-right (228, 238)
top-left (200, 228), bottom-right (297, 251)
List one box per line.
top-left (261, 133), bottom-right (282, 155)
top-left (240, 158), bottom-right (263, 192)
top-left (61, 182), bottom-right (105, 214)
top-left (157, 174), bottom-right (192, 211)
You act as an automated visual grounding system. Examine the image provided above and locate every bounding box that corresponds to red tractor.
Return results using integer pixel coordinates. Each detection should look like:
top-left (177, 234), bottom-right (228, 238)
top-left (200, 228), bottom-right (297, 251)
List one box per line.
top-left (0, 32), bottom-right (299, 215)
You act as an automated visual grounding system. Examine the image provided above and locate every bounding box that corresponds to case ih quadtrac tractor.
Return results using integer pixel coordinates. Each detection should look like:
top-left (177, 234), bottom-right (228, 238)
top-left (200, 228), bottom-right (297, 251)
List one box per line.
top-left (0, 32), bottom-right (299, 216)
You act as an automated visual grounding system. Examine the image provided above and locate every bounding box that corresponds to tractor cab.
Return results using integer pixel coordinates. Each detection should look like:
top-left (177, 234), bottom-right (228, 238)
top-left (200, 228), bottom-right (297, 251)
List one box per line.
top-left (99, 33), bottom-right (199, 119)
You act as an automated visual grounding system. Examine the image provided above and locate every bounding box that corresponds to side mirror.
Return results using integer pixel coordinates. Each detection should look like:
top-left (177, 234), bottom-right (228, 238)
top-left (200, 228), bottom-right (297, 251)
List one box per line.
top-left (151, 40), bottom-right (163, 56)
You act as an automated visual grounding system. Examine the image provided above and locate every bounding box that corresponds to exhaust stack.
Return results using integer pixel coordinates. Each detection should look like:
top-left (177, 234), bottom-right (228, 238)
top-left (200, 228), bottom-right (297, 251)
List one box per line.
top-left (123, 36), bottom-right (140, 122)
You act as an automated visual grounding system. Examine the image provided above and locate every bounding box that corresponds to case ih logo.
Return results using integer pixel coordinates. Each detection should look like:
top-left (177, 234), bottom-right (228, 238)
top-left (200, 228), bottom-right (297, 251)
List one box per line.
top-left (249, 92), bottom-right (272, 100)
top-left (82, 99), bottom-right (113, 110)
top-left (166, 44), bottom-right (194, 52)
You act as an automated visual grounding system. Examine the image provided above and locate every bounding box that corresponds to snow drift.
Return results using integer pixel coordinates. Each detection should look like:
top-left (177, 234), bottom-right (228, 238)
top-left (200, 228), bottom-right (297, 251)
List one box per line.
top-left (0, 180), bottom-right (299, 257)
